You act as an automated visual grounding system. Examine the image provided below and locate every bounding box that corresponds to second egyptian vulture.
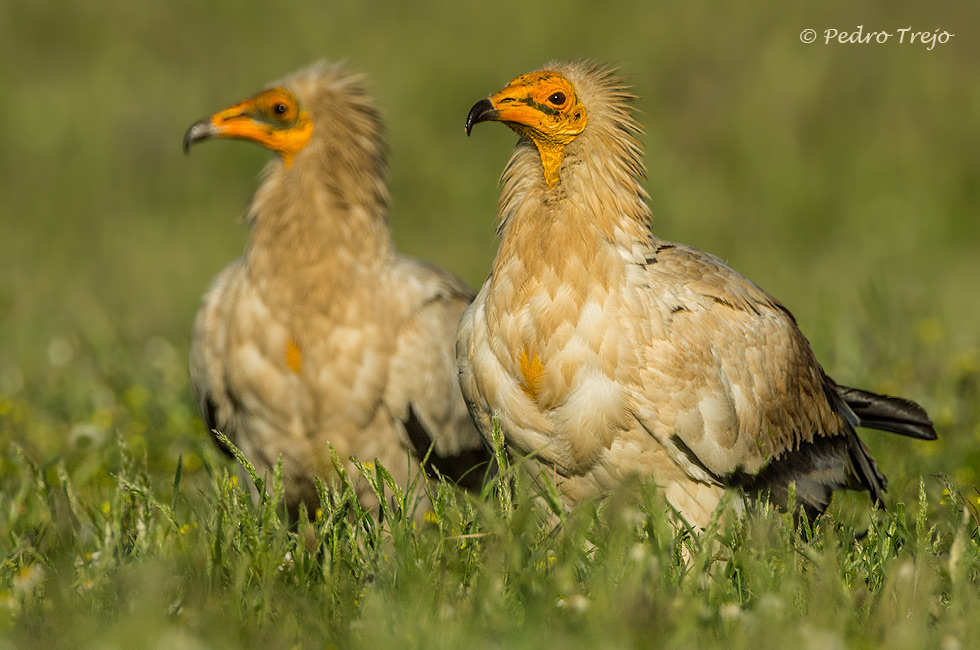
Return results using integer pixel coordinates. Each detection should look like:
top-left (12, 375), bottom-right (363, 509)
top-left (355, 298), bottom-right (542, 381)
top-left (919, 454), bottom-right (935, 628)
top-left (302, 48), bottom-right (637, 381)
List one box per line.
top-left (182, 61), bottom-right (491, 514)
top-left (460, 60), bottom-right (936, 527)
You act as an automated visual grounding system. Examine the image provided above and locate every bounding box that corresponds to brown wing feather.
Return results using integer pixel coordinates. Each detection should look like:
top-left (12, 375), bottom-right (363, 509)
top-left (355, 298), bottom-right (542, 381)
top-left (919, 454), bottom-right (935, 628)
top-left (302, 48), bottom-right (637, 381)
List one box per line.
top-left (638, 243), bottom-right (893, 517)
top-left (641, 243), bottom-right (846, 469)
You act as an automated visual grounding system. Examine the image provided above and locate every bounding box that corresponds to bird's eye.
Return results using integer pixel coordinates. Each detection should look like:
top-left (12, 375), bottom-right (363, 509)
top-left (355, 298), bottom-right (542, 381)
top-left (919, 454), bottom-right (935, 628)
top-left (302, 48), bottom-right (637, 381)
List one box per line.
top-left (547, 92), bottom-right (566, 106)
top-left (274, 103), bottom-right (288, 114)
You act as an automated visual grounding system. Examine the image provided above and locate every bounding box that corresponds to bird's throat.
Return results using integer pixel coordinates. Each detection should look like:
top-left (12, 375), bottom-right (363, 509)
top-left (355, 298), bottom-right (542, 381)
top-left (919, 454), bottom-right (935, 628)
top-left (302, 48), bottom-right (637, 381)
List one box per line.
top-left (534, 143), bottom-right (564, 189)
top-left (510, 125), bottom-right (566, 189)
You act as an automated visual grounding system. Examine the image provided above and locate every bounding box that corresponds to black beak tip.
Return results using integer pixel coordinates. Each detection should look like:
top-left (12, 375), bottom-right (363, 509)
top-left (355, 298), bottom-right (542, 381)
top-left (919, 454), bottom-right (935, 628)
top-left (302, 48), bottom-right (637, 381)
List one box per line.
top-left (182, 119), bottom-right (212, 155)
top-left (465, 98), bottom-right (496, 137)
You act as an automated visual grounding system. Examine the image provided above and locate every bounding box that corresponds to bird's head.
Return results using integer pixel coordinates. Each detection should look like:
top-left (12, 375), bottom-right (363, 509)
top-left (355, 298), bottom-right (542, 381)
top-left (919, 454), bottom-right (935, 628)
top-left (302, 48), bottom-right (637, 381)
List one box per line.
top-left (466, 70), bottom-right (588, 188)
top-left (183, 86), bottom-right (314, 168)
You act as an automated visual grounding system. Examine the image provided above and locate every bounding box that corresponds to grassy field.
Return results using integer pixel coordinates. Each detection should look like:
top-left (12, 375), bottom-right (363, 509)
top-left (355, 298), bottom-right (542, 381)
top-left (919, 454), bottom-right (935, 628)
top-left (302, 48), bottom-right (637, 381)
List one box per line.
top-left (1, 0), bottom-right (978, 647)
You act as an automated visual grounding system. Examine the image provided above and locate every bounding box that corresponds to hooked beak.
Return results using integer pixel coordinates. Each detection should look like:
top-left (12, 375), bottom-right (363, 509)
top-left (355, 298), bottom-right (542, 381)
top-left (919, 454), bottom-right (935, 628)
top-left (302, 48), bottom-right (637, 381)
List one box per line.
top-left (181, 93), bottom-right (313, 168)
top-left (182, 96), bottom-right (263, 155)
top-left (464, 81), bottom-right (544, 137)
top-left (465, 98), bottom-right (497, 136)
top-left (182, 119), bottom-right (217, 154)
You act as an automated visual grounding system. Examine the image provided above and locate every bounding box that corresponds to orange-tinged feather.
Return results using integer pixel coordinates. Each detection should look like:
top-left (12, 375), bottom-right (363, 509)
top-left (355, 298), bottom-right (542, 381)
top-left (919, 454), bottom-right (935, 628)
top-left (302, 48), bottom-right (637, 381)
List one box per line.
top-left (285, 338), bottom-right (303, 373)
top-left (518, 348), bottom-right (545, 401)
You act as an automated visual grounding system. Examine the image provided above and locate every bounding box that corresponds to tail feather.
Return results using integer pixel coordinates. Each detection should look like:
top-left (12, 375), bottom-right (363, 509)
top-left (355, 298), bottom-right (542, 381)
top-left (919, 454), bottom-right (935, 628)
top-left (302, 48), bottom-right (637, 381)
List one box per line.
top-left (736, 382), bottom-right (935, 521)
top-left (845, 433), bottom-right (887, 507)
top-left (837, 386), bottom-right (937, 440)
top-left (823, 380), bottom-right (936, 511)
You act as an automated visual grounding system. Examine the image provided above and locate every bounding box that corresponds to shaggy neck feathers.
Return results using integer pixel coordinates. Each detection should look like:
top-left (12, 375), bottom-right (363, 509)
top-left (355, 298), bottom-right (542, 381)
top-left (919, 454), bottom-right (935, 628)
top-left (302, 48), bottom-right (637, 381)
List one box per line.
top-left (244, 63), bottom-right (394, 308)
top-left (495, 63), bottom-right (654, 261)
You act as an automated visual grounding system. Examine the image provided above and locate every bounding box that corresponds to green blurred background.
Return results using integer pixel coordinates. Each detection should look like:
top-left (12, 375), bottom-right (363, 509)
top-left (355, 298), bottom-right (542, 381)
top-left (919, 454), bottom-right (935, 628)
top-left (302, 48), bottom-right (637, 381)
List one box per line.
top-left (1, 1), bottom-right (977, 486)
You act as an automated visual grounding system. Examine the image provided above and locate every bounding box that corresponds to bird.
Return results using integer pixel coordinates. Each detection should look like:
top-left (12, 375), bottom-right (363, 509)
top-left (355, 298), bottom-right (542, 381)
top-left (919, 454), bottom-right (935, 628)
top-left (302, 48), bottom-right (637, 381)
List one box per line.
top-left (459, 60), bottom-right (936, 528)
top-left (182, 61), bottom-right (491, 516)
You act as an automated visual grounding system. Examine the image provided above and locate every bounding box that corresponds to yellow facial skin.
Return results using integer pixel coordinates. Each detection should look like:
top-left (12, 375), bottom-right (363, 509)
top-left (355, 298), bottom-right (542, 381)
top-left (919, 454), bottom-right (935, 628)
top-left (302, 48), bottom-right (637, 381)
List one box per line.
top-left (183, 87), bottom-right (314, 168)
top-left (467, 71), bottom-right (587, 188)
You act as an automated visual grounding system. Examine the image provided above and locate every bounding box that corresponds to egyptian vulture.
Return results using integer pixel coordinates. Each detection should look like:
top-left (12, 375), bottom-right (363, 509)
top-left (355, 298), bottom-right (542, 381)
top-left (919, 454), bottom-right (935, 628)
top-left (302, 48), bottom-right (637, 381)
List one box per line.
top-left (183, 61), bottom-right (491, 514)
top-left (459, 60), bottom-right (935, 527)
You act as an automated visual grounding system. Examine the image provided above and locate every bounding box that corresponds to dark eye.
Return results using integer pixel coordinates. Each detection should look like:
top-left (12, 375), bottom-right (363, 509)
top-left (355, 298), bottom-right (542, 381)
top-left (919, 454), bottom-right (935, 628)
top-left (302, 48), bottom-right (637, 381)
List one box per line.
top-left (547, 92), bottom-right (566, 106)
top-left (274, 103), bottom-right (288, 114)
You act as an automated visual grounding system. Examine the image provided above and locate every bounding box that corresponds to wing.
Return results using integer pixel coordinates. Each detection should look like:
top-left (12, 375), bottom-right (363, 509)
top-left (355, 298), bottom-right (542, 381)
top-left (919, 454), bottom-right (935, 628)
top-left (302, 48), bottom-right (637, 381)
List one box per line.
top-left (383, 256), bottom-right (493, 490)
top-left (189, 260), bottom-right (318, 487)
top-left (634, 242), bottom-right (883, 512)
top-left (189, 260), bottom-right (246, 457)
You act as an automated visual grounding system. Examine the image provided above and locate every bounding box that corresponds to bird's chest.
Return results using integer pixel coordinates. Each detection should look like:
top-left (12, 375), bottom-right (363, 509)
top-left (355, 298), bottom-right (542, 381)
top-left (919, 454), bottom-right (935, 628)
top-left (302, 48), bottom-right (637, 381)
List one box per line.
top-left (487, 247), bottom-right (639, 390)
top-left (476, 250), bottom-right (639, 471)
top-left (224, 278), bottom-right (392, 429)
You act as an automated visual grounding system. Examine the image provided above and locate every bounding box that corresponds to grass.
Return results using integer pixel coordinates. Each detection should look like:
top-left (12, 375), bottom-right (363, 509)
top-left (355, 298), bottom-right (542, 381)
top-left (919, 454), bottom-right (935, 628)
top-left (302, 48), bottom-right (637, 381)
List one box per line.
top-left (1, 0), bottom-right (979, 647)
top-left (3, 405), bottom-right (980, 649)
